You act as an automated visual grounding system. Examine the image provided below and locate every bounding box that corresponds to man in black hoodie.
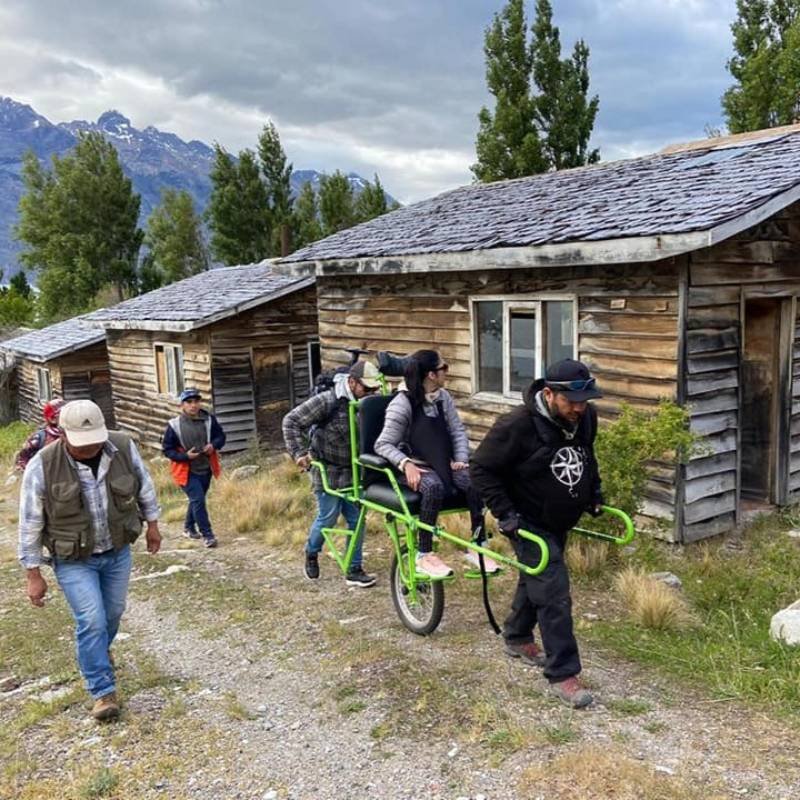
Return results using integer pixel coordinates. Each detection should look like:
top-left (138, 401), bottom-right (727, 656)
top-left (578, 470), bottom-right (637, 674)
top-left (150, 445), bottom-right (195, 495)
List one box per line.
top-left (470, 359), bottom-right (603, 708)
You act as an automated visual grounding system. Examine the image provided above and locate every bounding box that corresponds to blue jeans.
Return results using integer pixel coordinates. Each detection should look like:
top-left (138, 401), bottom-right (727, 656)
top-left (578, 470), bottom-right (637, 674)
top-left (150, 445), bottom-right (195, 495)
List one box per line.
top-left (306, 491), bottom-right (363, 568)
top-left (53, 545), bottom-right (132, 699)
top-left (182, 470), bottom-right (213, 538)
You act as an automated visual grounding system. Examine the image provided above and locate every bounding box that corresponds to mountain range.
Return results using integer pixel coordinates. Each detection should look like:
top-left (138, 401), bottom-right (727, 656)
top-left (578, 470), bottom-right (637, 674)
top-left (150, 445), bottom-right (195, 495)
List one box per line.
top-left (0, 96), bottom-right (394, 275)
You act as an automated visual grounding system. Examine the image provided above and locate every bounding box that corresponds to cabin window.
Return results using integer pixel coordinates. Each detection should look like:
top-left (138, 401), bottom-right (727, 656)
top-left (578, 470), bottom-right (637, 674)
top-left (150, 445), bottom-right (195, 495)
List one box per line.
top-left (473, 297), bottom-right (576, 397)
top-left (307, 340), bottom-right (322, 388)
top-left (154, 344), bottom-right (185, 396)
top-left (36, 367), bottom-right (52, 402)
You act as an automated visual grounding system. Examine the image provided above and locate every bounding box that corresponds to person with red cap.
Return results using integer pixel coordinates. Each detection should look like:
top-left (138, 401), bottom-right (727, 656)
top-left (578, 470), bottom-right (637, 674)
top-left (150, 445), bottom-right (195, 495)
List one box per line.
top-left (15, 398), bottom-right (66, 471)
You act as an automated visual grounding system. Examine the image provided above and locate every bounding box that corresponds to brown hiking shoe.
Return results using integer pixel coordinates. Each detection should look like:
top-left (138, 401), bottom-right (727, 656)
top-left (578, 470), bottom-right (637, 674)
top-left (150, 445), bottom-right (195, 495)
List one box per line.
top-left (504, 640), bottom-right (546, 667)
top-left (91, 692), bottom-right (120, 721)
top-left (549, 676), bottom-right (593, 709)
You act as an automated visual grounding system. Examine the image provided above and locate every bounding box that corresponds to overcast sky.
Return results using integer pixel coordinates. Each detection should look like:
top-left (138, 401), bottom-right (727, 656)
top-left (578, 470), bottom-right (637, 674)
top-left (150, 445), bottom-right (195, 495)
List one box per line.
top-left (0, 0), bottom-right (737, 203)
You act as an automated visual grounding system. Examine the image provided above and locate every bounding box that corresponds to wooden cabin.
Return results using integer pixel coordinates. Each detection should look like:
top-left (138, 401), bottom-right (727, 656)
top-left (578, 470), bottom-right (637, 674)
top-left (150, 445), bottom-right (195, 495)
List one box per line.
top-left (85, 263), bottom-right (318, 453)
top-left (0, 318), bottom-right (115, 425)
top-left (276, 123), bottom-right (800, 543)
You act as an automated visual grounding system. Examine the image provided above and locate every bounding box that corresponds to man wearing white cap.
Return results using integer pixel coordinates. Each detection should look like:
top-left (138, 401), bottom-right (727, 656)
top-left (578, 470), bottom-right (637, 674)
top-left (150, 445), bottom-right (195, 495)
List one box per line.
top-left (18, 400), bottom-right (161, 721)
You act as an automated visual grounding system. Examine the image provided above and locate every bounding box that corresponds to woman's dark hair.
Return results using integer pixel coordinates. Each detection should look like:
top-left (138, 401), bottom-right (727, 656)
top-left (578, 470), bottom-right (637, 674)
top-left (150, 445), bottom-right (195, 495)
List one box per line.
top-left (404, 349), bottom-right (441, 407)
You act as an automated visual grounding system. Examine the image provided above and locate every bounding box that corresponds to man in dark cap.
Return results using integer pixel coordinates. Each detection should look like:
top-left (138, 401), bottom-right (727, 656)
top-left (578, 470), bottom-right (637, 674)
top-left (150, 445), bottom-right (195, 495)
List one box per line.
top-left (470, 359), bottom-right (604, 708)
top-left (163, 389), bottom-right (226, 548)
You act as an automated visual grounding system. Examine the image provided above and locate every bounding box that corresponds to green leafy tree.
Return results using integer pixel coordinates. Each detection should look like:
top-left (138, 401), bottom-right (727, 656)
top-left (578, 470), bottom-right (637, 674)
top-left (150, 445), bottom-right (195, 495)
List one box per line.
top-left (207, 145), bottom-right (271, 265)
top-left (144, 189), bottom-right (208, 287)
top-left (9, 270), bottom-right (31, 299)
top-left (472, 0), bottom-right (599, 181)
top-left (355, 174), bottom-right (390, 222)
top-left (292, 181), bottom-right (322, 250)
top-left (722, 0), bottom-right (800, 132)
top-left (258, 121), bottom-right (293, 256)
top-left (15, 132), bottom-right (143, 319)
top-left (319, 171), bottom-right (355, 236)
top-left (472, 0), bottom-right (545, 181)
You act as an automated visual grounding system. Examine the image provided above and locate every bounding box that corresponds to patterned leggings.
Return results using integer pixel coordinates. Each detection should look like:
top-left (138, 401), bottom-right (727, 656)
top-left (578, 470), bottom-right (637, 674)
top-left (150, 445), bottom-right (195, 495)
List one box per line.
top-left (415, 467), bottom-right (484, 552)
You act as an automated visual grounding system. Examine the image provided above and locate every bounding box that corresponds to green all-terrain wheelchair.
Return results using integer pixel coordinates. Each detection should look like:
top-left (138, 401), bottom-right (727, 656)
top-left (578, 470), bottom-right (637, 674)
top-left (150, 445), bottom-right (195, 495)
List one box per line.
top-left (312, 362), bottom-right (634, 636)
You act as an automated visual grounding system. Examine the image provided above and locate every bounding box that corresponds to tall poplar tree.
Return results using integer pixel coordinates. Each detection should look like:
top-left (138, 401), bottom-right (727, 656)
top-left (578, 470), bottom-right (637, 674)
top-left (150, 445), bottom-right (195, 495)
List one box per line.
top-left (472, 0), bottom-right (599, 181)
top-left (722, 0), bottom-right (800, 132)
top-left (472, 0), bottom-right (545, 181)
top-left (16, 132), bottom-right (142, 319)
top-left (258, 121), bottom-right (293, 256)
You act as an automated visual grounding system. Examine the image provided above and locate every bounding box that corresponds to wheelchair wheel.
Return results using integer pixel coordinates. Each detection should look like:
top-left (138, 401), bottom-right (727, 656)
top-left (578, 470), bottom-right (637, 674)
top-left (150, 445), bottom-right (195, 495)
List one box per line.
top-left (390, 547), bottom-right (444, 636)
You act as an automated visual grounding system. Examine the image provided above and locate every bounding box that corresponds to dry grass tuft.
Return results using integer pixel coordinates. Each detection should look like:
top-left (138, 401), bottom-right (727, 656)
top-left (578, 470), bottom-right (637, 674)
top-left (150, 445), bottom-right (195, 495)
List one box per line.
top-left (211, 458), bottom-right (313, 545)
top-left (519, 747), bottom-right (727, 800)
top-left (567, 537), bottom-right (611, 577)
top-left (613, 567), bottom-right (695, 630)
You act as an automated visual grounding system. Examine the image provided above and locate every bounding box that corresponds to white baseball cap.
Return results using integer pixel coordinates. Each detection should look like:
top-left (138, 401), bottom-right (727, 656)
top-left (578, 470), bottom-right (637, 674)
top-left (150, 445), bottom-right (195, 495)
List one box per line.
top-left (59, 400), bottom-right (109, 447)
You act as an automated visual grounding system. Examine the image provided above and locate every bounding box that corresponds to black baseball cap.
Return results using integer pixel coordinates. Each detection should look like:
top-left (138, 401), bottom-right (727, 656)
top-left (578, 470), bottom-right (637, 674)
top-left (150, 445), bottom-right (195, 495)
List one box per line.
top-left (544, 359), bottom-right (603, 402)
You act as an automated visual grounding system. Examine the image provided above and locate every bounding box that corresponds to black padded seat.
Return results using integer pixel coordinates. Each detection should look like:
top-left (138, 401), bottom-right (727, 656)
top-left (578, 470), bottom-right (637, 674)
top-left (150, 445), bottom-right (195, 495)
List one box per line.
top-left (364, 483), bottom-right (422, 515)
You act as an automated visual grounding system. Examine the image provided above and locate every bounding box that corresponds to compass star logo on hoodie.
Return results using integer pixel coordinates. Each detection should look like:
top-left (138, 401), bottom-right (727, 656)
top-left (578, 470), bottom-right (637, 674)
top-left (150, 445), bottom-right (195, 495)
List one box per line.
top-left (550, 446), bottom-right (586, 496)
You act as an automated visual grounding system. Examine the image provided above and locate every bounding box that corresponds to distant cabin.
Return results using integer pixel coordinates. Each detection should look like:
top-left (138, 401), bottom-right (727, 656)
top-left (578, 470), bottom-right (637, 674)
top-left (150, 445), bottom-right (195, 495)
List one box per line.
top-left (0, 317), bottom-right (115, 425)
top-left (277, 123), bottom-right (800, 543)
top-left (85, 263), bottom-right (318, 452)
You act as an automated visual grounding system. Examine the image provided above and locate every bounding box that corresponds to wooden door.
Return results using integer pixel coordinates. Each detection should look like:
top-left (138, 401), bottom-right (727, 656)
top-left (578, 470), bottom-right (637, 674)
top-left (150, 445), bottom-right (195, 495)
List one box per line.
top-left (211, 353), bottom-right (257, 453)
top-left (252, 346), bottom-right (292, 448)
top-left (741, 298), bottom-right (791, 502)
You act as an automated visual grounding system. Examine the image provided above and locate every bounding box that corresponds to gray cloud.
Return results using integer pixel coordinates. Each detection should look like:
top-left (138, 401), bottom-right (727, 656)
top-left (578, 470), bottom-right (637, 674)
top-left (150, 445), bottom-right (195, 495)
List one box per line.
top-left (0, 0), bottom-right (738, 200)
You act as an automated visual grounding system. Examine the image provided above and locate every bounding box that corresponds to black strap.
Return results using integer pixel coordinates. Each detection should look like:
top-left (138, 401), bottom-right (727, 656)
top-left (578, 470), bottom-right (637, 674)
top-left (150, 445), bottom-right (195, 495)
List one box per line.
top-left (473, 526), bottom-right (501, 635)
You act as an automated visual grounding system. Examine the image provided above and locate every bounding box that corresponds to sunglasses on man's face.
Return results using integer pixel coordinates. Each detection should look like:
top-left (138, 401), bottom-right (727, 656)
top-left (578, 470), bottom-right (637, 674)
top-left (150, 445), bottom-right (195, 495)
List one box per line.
top-left (545, 377), bottom-right (596, 391)
top-left (358, 381), bottom-right (379, 393)
top-left (434, 364), bottom-right (449, 373)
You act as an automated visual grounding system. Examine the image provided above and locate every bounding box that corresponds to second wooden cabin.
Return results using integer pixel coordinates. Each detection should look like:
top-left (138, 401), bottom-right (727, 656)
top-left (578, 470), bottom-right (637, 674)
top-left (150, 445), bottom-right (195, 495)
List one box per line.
top-left (277, 124), bottom-right (800, 543)
top-left (86, 263), bottom-right (318, 452)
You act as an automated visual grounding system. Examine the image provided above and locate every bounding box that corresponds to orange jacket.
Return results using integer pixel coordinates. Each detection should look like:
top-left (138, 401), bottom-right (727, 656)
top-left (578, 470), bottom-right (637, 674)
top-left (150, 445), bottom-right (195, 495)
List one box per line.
top-left (164, 414), bottom-right (224, 487)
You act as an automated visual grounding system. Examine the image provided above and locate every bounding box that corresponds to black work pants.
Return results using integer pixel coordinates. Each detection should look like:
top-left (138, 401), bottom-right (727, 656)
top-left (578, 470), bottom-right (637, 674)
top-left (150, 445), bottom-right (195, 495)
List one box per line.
top-left (503, 531), bottom-right (581, 682)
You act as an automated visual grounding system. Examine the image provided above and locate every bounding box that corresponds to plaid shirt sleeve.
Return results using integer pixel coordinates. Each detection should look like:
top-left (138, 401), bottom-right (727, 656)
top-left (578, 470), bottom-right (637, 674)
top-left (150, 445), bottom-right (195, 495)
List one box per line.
top-left (282, 392), bottom-right (335, 459)
top-left (18, 453), bottom-right (46, 569)
top-left (129, 440), bottom-right (160, 522)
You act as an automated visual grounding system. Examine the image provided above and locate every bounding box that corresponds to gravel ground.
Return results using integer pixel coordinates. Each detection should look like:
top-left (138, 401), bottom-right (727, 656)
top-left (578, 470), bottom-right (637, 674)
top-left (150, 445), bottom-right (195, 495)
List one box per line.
top-left (3, 521), bottom-right (800, 799)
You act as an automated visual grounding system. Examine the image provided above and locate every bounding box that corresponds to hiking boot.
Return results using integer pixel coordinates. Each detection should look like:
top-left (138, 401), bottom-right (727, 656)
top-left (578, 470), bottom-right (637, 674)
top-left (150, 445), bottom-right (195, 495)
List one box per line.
top-left (549, 676), bottom-right (593, 709)
top-left (91, 692), bottom-right (120, 721)
top-left (415, 552), bottom-right (453, 579)
top-left (304, 553), bottom-right (320, 580)
top-left (345, 566), bottom-right (377, 588)
top-left (504, 640), bottom-right (546, 667)
top-left (203, 536), bottom-right (218, 549)
top-left (463, 549), bottom-right (501, 573)
top-left (183, 529), bottom-right (202, 540)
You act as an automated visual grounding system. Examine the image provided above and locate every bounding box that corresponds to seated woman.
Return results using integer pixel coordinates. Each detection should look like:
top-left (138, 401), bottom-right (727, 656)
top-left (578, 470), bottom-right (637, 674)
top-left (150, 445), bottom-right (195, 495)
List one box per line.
top-left (374, 349), bottom-right (499, 579)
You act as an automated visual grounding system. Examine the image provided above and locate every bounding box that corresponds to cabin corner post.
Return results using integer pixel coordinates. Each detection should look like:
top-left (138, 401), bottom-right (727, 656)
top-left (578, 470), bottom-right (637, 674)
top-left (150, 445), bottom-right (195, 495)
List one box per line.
top-left (675, 257), bottom-right (689, 543)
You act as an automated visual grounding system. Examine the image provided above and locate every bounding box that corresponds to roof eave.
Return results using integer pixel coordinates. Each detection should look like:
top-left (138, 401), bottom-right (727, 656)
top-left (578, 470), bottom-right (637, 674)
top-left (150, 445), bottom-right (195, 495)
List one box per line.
top-left (88, 277), bottom-right (316, 332)
top-left (1, 334), bottom-right (106, 363)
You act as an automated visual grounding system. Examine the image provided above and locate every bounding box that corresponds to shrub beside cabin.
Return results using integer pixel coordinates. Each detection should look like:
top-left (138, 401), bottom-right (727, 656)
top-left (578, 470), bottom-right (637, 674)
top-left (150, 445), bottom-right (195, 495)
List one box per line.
top-left (277, 124), bottom-right (800, 543)
top-left (85, 263), bottom-right (318, 452)
top-left (0, 318), bottom-right (115, 425)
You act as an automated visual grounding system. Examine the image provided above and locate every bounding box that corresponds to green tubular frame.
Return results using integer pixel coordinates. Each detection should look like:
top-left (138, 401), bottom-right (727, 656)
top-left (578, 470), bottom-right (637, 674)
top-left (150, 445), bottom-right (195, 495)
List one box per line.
top-left (311, 395), bottom-right (634, 606)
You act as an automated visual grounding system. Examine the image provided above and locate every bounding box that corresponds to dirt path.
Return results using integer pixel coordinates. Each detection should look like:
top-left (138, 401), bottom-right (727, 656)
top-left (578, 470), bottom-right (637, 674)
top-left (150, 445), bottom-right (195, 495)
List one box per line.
top-left (3, 515), bottom-right (800, 799)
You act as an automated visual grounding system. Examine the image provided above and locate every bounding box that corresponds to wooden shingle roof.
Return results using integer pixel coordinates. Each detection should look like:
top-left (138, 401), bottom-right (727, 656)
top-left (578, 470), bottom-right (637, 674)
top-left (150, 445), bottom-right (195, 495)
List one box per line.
top-left (278, 125), bottom-right (800, 276)
top-left (0, 317), bottom-right (105, 363)
top-left (85, 263), bottom-right (315, 332)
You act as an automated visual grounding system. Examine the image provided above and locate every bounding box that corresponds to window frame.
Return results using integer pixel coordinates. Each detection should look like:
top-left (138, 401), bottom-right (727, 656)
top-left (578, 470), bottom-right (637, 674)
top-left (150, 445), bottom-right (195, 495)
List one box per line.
top-left (36, 367), bottom-right (52, 402)
top-left (470, 294), bottom-right (578, 401)
top-left (153, 342), bottom-right (185, 397)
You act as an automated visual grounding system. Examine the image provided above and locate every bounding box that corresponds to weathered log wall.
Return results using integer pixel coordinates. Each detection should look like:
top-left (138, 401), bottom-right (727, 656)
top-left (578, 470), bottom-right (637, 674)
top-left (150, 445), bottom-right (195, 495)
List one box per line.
top-left (18, 342), bottom-right (114, 426)
top-left (316, 261), bottom-right (683, 536)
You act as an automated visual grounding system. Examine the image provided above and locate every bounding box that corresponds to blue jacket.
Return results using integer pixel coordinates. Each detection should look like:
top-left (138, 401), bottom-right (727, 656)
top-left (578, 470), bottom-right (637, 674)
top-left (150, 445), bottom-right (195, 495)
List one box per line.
top-left (162, 411), bottom-right (226, 462)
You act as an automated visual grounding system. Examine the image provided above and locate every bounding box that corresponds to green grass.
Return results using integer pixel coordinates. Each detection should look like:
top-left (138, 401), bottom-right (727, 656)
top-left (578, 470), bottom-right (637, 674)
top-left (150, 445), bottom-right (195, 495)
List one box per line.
top-left (80, 767), bottom-right (118, 799)
top-left (0, 420), bottom-right (35, 462)
top-left (582, 509), bottom-right (800, 716)
top-left (606, 698), bottom-right (652, 716)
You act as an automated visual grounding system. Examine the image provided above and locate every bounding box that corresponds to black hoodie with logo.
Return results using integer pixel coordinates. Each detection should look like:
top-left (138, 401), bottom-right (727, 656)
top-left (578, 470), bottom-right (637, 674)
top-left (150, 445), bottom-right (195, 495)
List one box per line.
top-left (470, 379), bottom-right (603, 538)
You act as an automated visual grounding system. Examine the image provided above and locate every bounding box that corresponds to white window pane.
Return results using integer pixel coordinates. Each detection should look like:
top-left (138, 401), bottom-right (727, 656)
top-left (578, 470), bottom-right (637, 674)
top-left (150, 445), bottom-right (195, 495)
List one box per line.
top-left (174, 347), bottom-right (185, 394)
top-left (477, 301), bottom-right (503, 393)
top-left (510, 312), bottom-right (537, 392)
top-left (544, 301), bottom-right (574, 367)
